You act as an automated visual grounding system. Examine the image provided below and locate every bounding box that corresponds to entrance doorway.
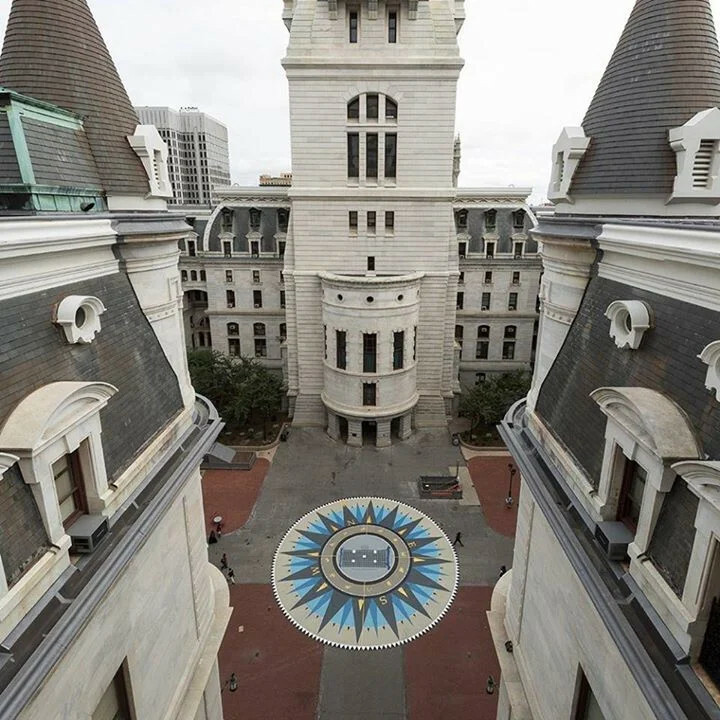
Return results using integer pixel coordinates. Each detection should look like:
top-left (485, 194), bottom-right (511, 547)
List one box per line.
top-left (362, 421), bottom-right (377, 446)
top-left (391, 417), bottom-right (401, 441)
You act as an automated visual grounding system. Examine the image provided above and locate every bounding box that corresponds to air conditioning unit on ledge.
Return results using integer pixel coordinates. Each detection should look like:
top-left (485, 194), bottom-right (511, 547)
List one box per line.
top-left (594, 521), bottom-right (634, 561)
top-left (68, 514), bottom-right (109, 554)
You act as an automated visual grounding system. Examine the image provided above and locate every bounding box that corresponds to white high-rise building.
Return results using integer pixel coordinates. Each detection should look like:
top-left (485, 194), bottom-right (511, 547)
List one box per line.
top-left (135, 106), bottom-right (231, 207)
top-left (281, 0), bottom-right (466, 445)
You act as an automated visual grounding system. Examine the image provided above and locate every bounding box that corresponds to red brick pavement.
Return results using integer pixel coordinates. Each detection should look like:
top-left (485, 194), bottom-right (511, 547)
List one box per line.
top-left (405, 586), bottom-right (499, 720)
top-left (218, 584), bottom-right (323, 720)
top-left (468, 455), bottom-right (521, 537)
top-left (202, 459), bottom-right (270, 535)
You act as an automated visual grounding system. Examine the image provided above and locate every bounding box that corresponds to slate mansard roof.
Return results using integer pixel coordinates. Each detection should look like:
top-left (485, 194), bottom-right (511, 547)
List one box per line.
top-left (571, 0), bottom-right (720, 197)
top-left (0, 0), bottom-right (150, 196)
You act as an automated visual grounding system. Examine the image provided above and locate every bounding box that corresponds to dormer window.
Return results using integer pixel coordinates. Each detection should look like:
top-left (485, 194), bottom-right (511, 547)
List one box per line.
top-left (249, 208), bottom-right (261, 230)
top-left (485, 209), bottom-right (497, 232)
top-left (547, 126), bottom-right (591, 202)
top-left (669, 108), bottom-right (720, 203)
top-left (699, 341), bottom-right (720, 401)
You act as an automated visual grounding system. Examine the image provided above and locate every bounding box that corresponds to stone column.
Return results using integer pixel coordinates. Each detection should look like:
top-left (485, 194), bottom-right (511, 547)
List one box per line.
top-left (327, 411), bottom-right (340, 440)
top-left (399, 413), bottom-right (413, 440)
top-left (348, 420), bottom-right (363, 447)
top-left (376, 419), bottom-right (392, 448)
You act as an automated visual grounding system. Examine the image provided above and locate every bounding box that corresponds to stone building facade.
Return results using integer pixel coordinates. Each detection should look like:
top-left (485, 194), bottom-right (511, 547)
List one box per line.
top-left (0, 2), bottom-right (229, 718)
top-left (135, 106), bottom-right (231, 207)
top-left (178, 0), bottom-right (541, 447)
top-left (491, 2), bottom-right (720, 719)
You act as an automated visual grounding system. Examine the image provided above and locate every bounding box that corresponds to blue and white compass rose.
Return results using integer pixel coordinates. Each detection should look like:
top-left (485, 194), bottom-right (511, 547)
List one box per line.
top-left (271, 497), bottom-right (459, 650)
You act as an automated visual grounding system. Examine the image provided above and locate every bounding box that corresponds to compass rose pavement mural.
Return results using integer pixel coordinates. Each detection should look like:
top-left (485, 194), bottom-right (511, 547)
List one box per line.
top-left (271, 497), bottom-right (459, 650)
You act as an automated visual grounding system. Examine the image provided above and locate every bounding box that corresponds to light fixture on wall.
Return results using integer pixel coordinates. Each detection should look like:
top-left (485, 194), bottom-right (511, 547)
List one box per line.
top-left (222, 672), bottom-right (238, 693)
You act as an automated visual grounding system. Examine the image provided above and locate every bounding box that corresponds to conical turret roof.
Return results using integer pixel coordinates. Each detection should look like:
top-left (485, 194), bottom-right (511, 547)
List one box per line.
top-left (0, 0), bottom-right (149, 196)
top-left (571, 0), bottom-right (720, 198)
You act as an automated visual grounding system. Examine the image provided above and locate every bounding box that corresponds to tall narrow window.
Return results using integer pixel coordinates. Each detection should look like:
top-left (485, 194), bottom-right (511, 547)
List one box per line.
top-left (336, 330), bottom-right (347, 370)
top-left (386, 98), bottom-right (398, 120)
top-left (93, 666), bottom-right (132, 720)
top-left (413, 326), bottom-right (417, 360)
top-left (385, 133), bottom-right (397, 179)
top-left (481, 292), bottom-right (490, 311)
top-left (367, 134), bottom-right (379, 179)
top-left (278, 241), bottom-right (286, 259)
top-left (573, 671), bottom-right (607, 720)
top-left (363, 333), bottom-right (377, 373)
top-left (253, 270), bottom-right (261, 283)
top-left (617, 459), bottom-right (647, 532)
top-left (349, 10), bottom-right (359, 43)
top-left (181, 270), bottom-right (188, 282)
top-left (279, 323), bottom-right (287, 341)
top-left (253, 290), bottom-right (262, 308)
top-left (280, 290), bottom-right (286, 308)
top-left (514, 242), bottom-right (524, 259)
top-left (477, 325), bottom-right (490, 360)
top-left (502, 341), bottom-right (515, 360)
top-left (367, 256), bottom-right (375, 271)
top-left (388, 10), bottom-right (398, 43)
top-left (52, 451), bottom-right (87, 528)
top-left (226, 290), bottom-right (235, 309)
top-left (367, 94), bottom-right (379, 120)
top-left (459, 271), bottom-right (465, 284)
top-left (393, 331), bottom-right (404, 370)
top-left (486, 241), bottom-right (495, 258)
top-left (458, 242), bottom-right (467, 258)
top-left (190, 270), bottom-right (198, 281)
top-left (228, 338), bottom-right (240, 357)
top-left (508, 293), bottom-right (518, 311)
top-left (200, 270), bottom-right (206, 282)
top-left (363, 383), bottom-right (377, 406)
top-left (367, 211), bottom-right (377, 232)
top-left (225, 269), bottom-right (233, 283)
top-left (457, 292), bottom-right (464, 310)
top-left (348, 133), bottom-right (360, 178)
top-left (188, 240), bottom-right (196, 257)
top-left (455, 324), bottom-right (464, 349)
top-left (513, 209), bottom-right (525, 230)
top-left (485, 271), bottom-right (493, 284)
top-left (385, 211), bottom-right (395, 231)
top-left (349, 210), bottom-right (358, 232)
top-left (512, 271), bottom-right (520, 285)
top-left (347, 97), bottom-right (360, 120)
top-left (223, 241), bottom-right (231, 258)
top-left (250, 241), bottom-right (259, 257)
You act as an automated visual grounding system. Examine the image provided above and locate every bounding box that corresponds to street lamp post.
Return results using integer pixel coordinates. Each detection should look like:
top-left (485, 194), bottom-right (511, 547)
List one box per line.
top-left (505, 463), bottom-right (517, 508)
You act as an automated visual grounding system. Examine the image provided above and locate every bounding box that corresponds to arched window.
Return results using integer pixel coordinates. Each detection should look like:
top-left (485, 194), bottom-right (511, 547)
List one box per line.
top-left (505, 325), bottom-right (517, 339)
top-left (455, 325), bottom-right (464, 340)
top-left (253, 322), bottom-right (266, 337)
top-left (346, 93), bottom-right (399, 183)
top-left (227, 323), bottom-right (239, 336)
top-left (190, 270), bottom-right (197, 281)
top-left (478, 325), bottom-right (490, 339)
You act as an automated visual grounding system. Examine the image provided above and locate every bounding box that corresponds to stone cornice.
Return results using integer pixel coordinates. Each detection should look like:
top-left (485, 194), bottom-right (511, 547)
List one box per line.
top-left (319, 271), bottom-right (424, 289)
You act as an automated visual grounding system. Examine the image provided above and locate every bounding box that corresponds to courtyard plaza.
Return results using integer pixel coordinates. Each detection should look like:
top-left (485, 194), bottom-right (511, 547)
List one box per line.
top-left (202, 428), bottom-right (518, 719)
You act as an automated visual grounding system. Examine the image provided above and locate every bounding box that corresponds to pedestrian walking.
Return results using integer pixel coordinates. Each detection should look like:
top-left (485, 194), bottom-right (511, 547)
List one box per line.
top-left (220, 553), bottom-right (228, 571)
top-left (216, 521), bottom-right (223, 539)
top-left (208, 530), bottom-right (218, 545)
top-left (452, 531), bottom-right (464, 547)
top-left (227, 568), bottom-right (236, 584)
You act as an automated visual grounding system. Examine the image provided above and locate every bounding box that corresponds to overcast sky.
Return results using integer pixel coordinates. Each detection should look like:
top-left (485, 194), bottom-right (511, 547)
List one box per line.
top-left (2, 1), bottom-right (720, 201)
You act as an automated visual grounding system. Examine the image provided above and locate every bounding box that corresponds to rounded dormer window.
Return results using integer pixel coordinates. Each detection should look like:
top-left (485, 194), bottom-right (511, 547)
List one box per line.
top-left (54, 296), bottom-right (106, 345)
top-left (604, 300), bottom-right (652, 350)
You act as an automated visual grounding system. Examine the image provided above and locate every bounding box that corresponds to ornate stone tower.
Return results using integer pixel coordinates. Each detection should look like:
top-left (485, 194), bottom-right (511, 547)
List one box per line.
top-left (282, 0), bottom-right (465, 446)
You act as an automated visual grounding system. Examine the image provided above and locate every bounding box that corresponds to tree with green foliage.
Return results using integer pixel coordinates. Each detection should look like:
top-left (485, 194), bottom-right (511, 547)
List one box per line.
top-left (187, 349), bottom-right (285, 438)
top-left (459, 371), bottom-right (531, 436)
